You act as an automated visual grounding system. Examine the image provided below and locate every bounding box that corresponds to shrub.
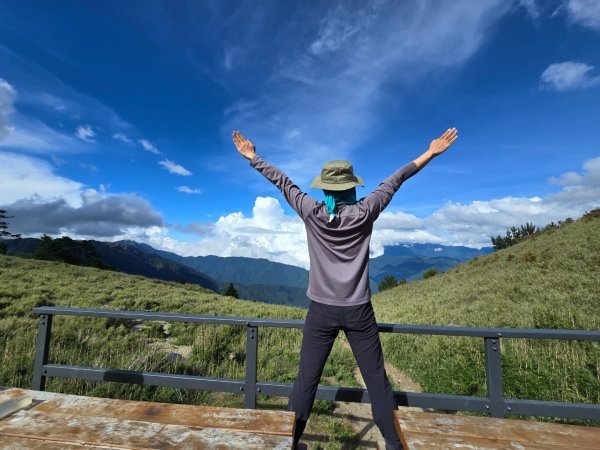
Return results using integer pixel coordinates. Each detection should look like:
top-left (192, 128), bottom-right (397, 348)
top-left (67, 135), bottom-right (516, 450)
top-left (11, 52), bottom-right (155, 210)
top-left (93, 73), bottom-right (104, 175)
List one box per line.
top-left (423, 268), bottom-right (438, 279)
top-left (378, 275), bottom-right (399, 292)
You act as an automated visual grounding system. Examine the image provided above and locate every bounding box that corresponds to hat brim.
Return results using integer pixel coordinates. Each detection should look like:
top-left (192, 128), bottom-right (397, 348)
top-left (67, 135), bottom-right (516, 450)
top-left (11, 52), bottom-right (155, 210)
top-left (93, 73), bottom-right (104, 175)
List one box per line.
top-left (310, 175), bottom-right (364, 191)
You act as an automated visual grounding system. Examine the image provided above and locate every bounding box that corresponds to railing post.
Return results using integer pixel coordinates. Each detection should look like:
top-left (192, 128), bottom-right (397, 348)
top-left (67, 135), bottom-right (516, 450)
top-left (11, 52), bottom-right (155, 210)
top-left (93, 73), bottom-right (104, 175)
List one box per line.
top-left (244, 325), bottom-right (258, 409)
top-left (31, 314), bottom-right (53, 391)
top-left (484, 336), bottom-right (505, 417)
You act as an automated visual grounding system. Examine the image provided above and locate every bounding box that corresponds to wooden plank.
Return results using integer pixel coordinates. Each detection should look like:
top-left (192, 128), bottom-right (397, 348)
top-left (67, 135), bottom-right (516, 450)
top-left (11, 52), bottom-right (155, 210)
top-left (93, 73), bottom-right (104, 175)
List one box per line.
top-left (399, 431), bottom-right (572, 450)
top-left (0, 435), bottom-right (117, 449)
top-left (0, 389), bottom-right (295, 437)
top-left (0, 409), bottom-right (292, 449)
top-left (0, 396), bottom-right (32, 420)
top-left (33, 393), bottom-right (294, 436)
top-left (0, 389), bottom-right (30, 403)
top-left (395, 410), bottom-right (600, 450)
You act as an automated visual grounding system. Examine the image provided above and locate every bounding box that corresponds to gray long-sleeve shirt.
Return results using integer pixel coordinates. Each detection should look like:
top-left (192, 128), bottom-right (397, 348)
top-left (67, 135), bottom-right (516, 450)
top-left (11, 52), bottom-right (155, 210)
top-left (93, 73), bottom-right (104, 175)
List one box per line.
top-left (250, 155), bottom-right (420, 306)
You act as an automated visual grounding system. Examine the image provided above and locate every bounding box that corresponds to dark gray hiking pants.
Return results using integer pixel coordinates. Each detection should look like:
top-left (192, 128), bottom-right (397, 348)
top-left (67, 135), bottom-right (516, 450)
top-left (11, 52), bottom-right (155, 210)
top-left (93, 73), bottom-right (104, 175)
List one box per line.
top-left (288, 300), bottom-right (403, 450)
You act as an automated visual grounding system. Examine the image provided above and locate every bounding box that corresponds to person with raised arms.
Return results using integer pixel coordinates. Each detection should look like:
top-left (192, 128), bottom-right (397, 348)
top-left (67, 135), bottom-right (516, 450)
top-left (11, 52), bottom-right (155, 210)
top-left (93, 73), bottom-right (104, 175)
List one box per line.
top-left (232, 128), bottom-right (458, 449)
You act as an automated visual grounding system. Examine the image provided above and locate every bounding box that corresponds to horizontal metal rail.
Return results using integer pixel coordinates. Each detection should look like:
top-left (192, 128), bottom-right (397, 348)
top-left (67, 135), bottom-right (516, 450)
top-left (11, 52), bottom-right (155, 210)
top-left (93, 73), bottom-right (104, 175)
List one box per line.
top-left (33, 306), bottom-right (600, 339)
top-left (31, 306), bottom-right (600, 421)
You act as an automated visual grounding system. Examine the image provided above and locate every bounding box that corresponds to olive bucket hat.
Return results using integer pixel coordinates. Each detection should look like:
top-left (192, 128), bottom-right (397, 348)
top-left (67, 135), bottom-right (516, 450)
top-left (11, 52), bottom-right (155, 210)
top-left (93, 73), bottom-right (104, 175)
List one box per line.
top-left (310, 160), bottom-right (365, 191)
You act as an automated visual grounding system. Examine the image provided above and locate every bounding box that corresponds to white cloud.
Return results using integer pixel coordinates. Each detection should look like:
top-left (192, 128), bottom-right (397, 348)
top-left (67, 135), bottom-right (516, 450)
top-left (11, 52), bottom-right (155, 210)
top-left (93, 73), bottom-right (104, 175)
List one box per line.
top-left (0, 78), bottom-right (16, 140)
top-left (5, 193), bottom-right (164, 238)
top-left (541, 61), bottom-right (600, 91)
top-left (76, 124), bottom-right (96, 142)
top-left (0, 117), bottom-right (78, 152)
top-left (113, 132), bottom-right (132, 144)
top-left (0, 151), bottom-right (83, 205)
top-left (177, 186), bottom-right (203, 194)
top-left (309, 3), bottom-right (364, 55)
top-left (138, 138), bottom-right (161, 154)
top-left (0, 78), bottom-right (78, 153)
top-left (0, 151), bottom-right (164, 239)
top-left (375, 156), bottom-right (600, 249)
top-left (149, 196), bottom-right (309, 267)
top-left (565, 0), bottom-right (600, 30)
top-left (159, 159), bottom-right (192, 176)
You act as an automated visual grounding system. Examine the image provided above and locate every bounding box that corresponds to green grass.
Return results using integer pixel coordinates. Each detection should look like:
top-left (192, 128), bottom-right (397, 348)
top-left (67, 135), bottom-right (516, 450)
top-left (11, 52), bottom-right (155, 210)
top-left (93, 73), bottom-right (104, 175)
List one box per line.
top-left (373, 212), bottom-right (600, 414)
top-left (1, 211), bottom-right (599, 443)
top-left (0, 256), bottom-right (360, 447)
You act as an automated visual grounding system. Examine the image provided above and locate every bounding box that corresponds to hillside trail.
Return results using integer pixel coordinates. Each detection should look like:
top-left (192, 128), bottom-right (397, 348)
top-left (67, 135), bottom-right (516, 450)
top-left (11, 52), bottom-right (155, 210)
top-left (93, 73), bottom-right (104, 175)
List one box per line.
top-left (325, 339), bottom-right (424, 449)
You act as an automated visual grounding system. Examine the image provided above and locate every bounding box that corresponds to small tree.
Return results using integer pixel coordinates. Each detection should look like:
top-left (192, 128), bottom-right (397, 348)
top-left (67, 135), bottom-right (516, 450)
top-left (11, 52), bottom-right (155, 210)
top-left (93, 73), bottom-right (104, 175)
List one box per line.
top-left (0, 210), bottom-right (21, 239)
top-left (423, 268), bottom-right (438, 279)
top-left (378, 275), bottom-right (399, 292)
top-left (224, 283), bottom-right (239, 299)
top-left (492, 222), bottom-right (539, 250)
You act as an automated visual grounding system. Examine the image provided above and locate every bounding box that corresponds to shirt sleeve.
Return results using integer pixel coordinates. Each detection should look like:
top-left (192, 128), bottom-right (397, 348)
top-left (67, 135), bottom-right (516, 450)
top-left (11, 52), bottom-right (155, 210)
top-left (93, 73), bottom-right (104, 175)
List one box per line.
top-left (362, 162), bottom-right (420, 220)
top-left (250, 155), bottom-right (318, 220)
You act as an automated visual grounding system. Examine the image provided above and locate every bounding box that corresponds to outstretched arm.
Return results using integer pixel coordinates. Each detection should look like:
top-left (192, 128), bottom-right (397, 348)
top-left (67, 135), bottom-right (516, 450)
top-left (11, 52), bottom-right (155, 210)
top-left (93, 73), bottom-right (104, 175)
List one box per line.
top-left (364, 127), bottom-right (459, 220)
top-left (412, 127), bottom-right (458, 169)
top-left (231, 130), bottom-right (317, 219)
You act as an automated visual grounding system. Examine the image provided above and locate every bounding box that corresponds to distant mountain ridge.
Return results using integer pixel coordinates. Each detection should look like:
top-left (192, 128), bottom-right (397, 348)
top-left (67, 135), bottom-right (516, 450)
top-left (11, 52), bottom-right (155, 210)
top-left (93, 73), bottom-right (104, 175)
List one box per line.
top-left (3, 237), bottom-right (492, 305)
top-left (94, 242), bottom-right (220, 292)
top-left (2, 238), bottom-right (220, 292)
top-left (122, 241), bottom-right (309, 288)
top-left (369, 243), bottom-right (492, 282)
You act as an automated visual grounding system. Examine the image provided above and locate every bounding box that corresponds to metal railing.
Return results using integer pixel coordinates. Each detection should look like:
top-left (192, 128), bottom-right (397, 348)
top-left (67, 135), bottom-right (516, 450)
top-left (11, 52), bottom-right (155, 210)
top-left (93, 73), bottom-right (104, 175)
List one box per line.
top-left (32, 306), bottom-right (600, 420)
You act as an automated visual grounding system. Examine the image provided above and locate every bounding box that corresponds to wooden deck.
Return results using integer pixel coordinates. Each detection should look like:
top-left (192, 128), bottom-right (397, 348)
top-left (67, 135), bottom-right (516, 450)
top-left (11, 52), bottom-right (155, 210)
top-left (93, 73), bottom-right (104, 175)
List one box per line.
top-left (0, 388), bottom-right (295, 449)
top-left (395, 409), bottom-right (600, 450)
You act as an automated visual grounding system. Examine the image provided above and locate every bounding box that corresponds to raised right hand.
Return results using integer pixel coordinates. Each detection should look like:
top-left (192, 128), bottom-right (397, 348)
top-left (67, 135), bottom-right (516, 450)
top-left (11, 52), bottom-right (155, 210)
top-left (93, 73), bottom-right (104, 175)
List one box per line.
top-left (232, 131), bottom-right (256, 160)
top-left (428, 128), bottom-right (458, 156)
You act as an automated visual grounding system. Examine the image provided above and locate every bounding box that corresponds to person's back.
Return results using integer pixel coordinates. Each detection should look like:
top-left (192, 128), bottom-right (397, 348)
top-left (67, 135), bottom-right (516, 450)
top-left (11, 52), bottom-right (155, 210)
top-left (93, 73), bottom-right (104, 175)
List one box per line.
top-left (232, 128), bottom-right (458, 450)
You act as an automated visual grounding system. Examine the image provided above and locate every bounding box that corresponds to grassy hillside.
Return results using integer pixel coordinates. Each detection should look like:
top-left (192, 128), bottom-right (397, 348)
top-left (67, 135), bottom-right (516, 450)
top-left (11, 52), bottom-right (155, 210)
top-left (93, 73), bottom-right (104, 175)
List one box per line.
top-left (373, 210), bottom-right (600, 410)
top-left (0, 256), bottom-right (359, 448)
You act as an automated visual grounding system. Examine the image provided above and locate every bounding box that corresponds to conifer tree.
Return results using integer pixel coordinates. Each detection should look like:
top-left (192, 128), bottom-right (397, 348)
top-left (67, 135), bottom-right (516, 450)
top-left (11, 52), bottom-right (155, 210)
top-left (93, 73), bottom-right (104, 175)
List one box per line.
top-left (224, 282), bottom-right (239, 299)
top-left (0, 210), bottom-right (21, 239)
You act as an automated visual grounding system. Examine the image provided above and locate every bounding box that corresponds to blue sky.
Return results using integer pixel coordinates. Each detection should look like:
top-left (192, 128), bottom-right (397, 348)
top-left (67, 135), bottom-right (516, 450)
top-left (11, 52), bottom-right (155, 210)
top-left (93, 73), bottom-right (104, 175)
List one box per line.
top-left (1, 0), bottom-right (599, 267)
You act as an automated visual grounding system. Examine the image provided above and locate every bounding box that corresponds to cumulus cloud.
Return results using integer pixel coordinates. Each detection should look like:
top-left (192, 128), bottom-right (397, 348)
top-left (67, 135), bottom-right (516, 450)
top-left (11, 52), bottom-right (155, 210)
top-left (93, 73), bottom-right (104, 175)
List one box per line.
top-left (372, 157), bottom-right (599, 250)
top-left (0, 78), bottom-right (16, 140)
top-left (113, 132), bottom-right (132, 143)
top-left (177, 186), bottom-right (203, 194)
top-left (148, 196), bottom-right (309, 267)
top-left (159, 159), bottom-right (192, 176)
top-left (0, 152), bottom-right (164, 239)
top-left (565, 0), bottom-right (600, 30)
top-left (138, 138), bottom-right (161, 154)
top-left (5, 192), bottom-right (164, 237)
top-left (146, 156), bottom-right (600, 267)
top-left (540, 61), bottom-right (600, 91)
top-left (76, 124), bottom-right (96, 142)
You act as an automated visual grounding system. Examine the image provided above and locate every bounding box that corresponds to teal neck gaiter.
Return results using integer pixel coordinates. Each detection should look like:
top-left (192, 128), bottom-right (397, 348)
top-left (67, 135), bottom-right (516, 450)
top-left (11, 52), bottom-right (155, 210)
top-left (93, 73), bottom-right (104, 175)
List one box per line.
top-left (324, 188), bottom-right (357, 222)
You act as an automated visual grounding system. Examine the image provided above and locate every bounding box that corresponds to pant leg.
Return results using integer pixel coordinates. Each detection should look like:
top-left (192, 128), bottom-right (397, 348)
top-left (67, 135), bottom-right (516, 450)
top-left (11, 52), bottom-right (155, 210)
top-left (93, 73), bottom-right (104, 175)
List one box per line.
top-left (288, 301), bottom-right (339, 443)
top-left (344, 302), bottom-right (403, 450)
